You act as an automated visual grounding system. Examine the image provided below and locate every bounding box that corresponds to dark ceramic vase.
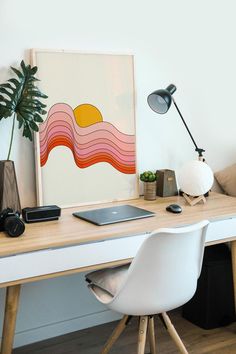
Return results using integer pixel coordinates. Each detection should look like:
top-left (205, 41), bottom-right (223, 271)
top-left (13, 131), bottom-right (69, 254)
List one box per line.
top-left (0, 160), bottom-right (21, 213)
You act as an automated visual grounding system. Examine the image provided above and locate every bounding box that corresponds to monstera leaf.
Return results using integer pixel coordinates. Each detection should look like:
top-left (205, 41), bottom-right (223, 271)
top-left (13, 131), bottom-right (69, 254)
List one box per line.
top-left (0, 60), bottom-right (48, 159)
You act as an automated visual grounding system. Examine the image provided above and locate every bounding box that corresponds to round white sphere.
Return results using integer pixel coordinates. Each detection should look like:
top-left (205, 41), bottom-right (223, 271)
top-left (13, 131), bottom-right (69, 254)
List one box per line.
top-left (178, 160), bottom-right (214, 197)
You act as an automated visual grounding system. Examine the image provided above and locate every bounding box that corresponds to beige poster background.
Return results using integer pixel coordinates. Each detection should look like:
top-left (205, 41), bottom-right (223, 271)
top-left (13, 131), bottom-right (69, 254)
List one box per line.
top-left (32, 50), bottom-right (138, 207)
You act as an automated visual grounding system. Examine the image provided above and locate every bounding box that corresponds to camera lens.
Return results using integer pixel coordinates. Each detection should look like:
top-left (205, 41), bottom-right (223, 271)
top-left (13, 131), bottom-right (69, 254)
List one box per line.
top-left (4, 216), bottom-right (25, 237)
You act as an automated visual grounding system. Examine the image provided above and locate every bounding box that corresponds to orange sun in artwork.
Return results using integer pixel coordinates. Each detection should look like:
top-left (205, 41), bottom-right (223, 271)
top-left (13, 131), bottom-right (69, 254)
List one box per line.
top-left (73, 104), bottom-right (103, 127)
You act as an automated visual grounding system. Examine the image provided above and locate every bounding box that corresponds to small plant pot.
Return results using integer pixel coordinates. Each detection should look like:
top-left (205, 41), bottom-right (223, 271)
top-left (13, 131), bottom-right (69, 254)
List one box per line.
top-left (143, 181), bottom-right (156, 201)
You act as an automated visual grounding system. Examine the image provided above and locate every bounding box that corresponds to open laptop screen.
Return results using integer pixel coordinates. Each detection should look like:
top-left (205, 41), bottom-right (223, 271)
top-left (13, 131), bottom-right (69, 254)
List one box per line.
top-left (73, 205), bottom-right (155, 226)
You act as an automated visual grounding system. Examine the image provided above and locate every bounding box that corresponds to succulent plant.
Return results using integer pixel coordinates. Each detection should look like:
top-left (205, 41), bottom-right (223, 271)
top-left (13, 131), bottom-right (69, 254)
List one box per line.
top-left (140, 171), bottom-right (157, 183)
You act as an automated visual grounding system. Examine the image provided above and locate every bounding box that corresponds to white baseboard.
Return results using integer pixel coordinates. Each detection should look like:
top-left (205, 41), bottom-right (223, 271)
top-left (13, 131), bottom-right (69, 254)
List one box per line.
top-left (13, 310), bottom-right (121, 348)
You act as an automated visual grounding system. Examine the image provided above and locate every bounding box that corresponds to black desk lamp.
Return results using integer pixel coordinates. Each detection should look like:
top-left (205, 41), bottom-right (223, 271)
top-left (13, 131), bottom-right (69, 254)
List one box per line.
top-left (147, 84), bottom-right (205, 159)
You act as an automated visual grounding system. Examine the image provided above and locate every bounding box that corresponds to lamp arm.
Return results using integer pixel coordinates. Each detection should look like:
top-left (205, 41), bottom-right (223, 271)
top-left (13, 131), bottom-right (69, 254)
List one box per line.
top-left (172, 98), bottom-right (205, 158)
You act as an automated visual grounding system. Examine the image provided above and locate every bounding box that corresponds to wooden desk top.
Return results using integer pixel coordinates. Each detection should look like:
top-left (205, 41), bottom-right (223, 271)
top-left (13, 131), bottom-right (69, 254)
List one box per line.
top-left (1, 192), bottom-right (236, 258)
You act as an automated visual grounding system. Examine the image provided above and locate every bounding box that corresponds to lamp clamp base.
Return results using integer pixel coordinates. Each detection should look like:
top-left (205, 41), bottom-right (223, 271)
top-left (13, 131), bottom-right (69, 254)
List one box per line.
top-left (195, 148), bottom-right (205, 158)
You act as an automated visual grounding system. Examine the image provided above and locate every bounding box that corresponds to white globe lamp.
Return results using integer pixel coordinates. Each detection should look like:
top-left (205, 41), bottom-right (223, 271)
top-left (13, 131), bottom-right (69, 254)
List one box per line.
top-left (178, 160), bottom-right (214, 206)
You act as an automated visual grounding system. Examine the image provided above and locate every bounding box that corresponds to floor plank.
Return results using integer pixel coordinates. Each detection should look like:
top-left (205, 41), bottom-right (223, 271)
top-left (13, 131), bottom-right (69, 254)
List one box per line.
top-left (13, 310), bottom-right (236, 354)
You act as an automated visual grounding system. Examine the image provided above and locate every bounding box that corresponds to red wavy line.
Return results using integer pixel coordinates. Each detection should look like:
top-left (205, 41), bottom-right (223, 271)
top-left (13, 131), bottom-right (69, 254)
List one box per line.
top-left (40, 137), bottom-right (136, 174)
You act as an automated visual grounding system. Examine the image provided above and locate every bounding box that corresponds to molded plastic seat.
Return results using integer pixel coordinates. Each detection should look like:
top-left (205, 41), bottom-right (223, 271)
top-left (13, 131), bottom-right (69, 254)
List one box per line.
top-left (86, 220), bottom-right (209, 354)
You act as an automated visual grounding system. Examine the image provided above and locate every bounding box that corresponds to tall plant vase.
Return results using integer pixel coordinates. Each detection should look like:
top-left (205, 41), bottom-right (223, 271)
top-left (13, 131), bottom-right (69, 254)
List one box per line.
top-left (0, 160), bottom-right (21, 213)
top-left (143, 181), bottom-right (157, 201)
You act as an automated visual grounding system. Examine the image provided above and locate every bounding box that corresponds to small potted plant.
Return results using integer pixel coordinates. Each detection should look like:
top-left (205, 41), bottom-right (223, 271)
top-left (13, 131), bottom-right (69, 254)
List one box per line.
top-left (0, 60), bottom-right (48, 212)
top-left (140, 171), bottom-right (157, 200)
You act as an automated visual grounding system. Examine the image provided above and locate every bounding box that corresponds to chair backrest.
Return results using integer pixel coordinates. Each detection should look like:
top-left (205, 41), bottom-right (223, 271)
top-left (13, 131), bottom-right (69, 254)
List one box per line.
top-left (108, 220), bottom-right (209, 316)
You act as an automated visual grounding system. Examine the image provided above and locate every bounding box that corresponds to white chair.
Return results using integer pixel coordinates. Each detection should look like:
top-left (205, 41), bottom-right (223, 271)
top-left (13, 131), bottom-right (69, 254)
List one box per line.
top-left (86, 220), bottom-right (209, 354)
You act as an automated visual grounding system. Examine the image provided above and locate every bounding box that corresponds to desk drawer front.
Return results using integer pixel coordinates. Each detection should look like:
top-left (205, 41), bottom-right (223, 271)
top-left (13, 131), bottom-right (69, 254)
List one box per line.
top-left (0, 234), bottom-right (148, 283)
top-left (206, 218), bottom-right (236, 243)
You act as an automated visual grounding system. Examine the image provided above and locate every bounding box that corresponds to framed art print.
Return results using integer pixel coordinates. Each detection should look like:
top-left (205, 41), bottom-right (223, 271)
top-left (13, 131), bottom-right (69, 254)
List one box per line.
top-left (31, 49), bottom-right (138, 207)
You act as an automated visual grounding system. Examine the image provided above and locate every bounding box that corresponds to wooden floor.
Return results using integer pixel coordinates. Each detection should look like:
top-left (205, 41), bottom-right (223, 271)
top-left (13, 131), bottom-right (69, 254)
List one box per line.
top-left (13, 310), bottom-right (236, 354)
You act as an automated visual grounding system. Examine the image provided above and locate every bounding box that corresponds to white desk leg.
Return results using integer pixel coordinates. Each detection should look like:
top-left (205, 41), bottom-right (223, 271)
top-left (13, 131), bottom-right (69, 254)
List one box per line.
top-left (1, 285), bottom-right (21, 354)
top-left (231, 241), bottom-right (236, 312)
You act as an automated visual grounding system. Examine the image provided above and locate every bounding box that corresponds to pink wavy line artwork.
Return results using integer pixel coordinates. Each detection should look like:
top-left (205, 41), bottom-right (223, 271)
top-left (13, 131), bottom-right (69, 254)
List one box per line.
top-left (39, 103), bottom-right (136, 174)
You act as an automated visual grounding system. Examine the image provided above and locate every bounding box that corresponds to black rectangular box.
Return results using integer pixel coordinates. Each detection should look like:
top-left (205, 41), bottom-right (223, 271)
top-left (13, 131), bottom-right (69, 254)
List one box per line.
top-left (182, 244), bottom-right (235, 329)
top-left (22, 205), bottom-right (61, 223)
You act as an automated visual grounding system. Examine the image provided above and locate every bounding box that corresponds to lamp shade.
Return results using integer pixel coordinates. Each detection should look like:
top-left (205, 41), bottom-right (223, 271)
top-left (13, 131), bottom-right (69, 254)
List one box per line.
top-left (147, 84), bottom-right (176, 114)
top-left (178, 160), bottom-right (214, 197)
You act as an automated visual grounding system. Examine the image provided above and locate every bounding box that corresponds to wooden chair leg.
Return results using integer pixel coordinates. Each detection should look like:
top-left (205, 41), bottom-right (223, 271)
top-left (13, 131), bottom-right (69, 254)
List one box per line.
top-left (137, 316), bottom-right (148, 354)
top-left (161, 312), bottom-right (188, 354)
top-left (1, 285), bottom-right (21, 354)
top-left (148, 316), bottom-right (156, 354)
top-left (100, 315), bottom-right (131, 354)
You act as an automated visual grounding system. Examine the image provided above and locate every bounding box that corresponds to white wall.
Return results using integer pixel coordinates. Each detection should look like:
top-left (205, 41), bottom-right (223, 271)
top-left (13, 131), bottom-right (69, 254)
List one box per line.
top-left (0, 0), bottom-right (236, 347)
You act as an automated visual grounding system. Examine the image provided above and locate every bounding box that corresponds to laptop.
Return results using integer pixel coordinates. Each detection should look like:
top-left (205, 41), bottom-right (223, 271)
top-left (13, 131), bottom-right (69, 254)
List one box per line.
top-left (73, 205), bottom-right (155, 226)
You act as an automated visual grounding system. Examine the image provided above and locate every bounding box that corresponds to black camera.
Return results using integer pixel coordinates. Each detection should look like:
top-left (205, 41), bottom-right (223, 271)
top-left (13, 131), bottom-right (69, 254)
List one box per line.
top-left (0, 208), bottom-right (25, 237)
